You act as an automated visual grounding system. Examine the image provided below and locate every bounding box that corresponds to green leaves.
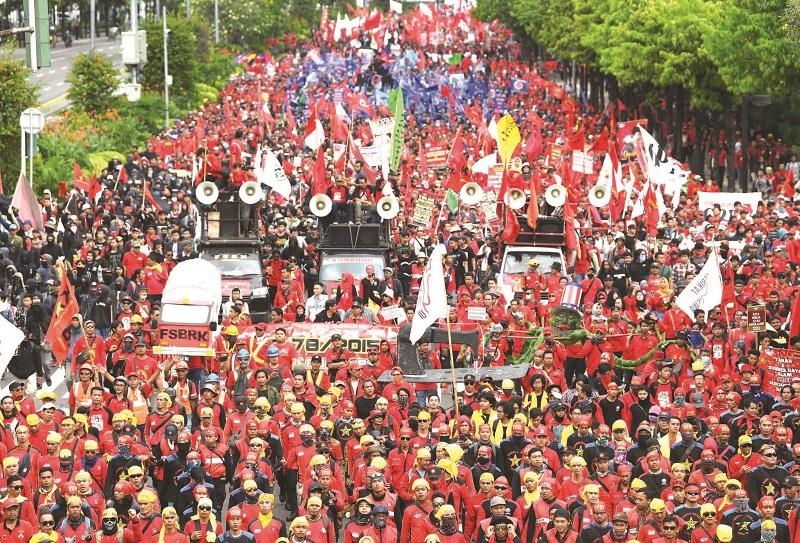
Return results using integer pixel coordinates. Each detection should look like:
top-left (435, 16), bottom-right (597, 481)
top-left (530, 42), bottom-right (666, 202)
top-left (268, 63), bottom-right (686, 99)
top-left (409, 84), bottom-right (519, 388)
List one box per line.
top-left (0, 50), bottom-right (38, 189)
top-left (142, 15), bottom-right (199, 96)
top-left (66, 51), bottom-right (120, 115)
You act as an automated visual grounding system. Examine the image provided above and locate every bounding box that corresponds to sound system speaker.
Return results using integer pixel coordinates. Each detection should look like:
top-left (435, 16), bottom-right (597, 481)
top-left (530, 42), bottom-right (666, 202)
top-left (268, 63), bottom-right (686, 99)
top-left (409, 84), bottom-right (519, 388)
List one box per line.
top-left (325, 224), bottom-right (381, 248)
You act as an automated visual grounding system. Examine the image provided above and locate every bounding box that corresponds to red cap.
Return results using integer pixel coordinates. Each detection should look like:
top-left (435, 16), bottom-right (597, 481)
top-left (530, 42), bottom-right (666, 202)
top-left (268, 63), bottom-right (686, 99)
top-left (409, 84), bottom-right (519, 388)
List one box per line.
top-left (758, 496), bottom-right (776, 508)
top-left (400, 427), bottom-right (414, 438)
top-left (542, 327), bottom-right (554, 335)
top-left (701, 449), bottom-right (714, 459)
top-left (391, 366), bottom-right (403, 373)
top-left (117, 435), bottom-right (133, 446)
top-left (741, 364), bottom-right (754, 373)
top-left (617, 465), bottom-right (632, 475)
top-left (255, 322), bottom-right (267, 331)
top-left (646, 451), bottom-right (660, 461)
top-left (533, 426), bottom-right (549, 437)
top-left (478, 445), bottom-right (492, 456)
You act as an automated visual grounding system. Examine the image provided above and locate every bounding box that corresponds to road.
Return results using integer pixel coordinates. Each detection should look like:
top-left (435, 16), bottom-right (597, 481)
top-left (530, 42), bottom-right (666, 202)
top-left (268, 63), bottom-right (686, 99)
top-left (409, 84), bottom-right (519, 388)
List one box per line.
top-left (12, 38), bottom-right (123, 116)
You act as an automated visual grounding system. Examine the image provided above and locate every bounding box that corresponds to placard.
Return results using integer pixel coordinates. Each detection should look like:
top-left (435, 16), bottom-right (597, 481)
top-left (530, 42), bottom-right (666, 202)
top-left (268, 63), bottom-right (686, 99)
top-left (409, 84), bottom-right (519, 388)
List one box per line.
top-left (380, 305), bottom-right (406, 321)
top-left (747, 303), bottom-right (767, 333)
top-left (467, 306), bottom-right (487, 321)
top-left (369, 117), bottom-right (395, 138)
top-left (479, 191), bottom-right (498, 221)
top-left (571, 150), bottom-right (594, 174)
top-left (425, 144), bottom-right (449, 169)
top-left (762, 348), bottom-right (800, 396)
top-left (411, 194), bottom-right (436, 227)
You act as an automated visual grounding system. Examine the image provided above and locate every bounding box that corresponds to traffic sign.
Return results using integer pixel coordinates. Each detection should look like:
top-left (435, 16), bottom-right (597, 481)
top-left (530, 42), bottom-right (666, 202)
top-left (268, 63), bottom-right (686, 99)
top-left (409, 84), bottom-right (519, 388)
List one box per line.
top-left (19, 108), bottom-right (45, 134)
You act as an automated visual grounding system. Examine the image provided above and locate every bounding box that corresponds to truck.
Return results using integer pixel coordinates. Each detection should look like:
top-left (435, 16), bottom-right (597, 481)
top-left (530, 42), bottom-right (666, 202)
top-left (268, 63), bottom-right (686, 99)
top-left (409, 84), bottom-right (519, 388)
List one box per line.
top-left (317, 223), bottom-right (391, 295)
top-left (155, 258), bottom-right (221, 356)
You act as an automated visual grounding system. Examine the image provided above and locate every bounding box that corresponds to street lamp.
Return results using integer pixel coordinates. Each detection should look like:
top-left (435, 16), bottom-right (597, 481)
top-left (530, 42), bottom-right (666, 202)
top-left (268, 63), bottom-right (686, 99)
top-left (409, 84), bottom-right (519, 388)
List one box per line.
top-left (740, 94), bottom-right (772, 192)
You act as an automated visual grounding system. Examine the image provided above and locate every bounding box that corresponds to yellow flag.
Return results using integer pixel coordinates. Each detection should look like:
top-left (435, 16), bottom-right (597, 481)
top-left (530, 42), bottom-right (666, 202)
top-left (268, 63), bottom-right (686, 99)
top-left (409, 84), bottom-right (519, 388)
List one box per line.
top-left (497, 113), bottom-right (521, 170)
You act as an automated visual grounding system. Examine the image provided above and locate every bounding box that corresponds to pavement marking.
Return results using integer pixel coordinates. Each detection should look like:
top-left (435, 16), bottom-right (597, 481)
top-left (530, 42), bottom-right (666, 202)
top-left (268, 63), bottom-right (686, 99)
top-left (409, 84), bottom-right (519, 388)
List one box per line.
top-left (60, 66), bottom-right (68, 71)
top-left (40, 93), bottom-right (68, 111)
top-left (57, 81), bottom-right (65, 86)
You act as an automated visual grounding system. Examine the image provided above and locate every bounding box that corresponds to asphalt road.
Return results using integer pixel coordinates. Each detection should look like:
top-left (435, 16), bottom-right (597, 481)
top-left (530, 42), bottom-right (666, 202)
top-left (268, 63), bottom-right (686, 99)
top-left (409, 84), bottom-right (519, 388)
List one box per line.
top-left (12, 37), bottom-right (123, 115)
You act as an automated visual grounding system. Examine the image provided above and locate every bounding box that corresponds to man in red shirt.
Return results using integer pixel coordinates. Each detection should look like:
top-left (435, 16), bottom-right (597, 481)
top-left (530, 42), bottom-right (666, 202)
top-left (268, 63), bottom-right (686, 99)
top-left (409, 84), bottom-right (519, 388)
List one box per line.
top-left (0, 499), bottom-right (34, 543)
top-left (121, 240), bottom-right (147, 277)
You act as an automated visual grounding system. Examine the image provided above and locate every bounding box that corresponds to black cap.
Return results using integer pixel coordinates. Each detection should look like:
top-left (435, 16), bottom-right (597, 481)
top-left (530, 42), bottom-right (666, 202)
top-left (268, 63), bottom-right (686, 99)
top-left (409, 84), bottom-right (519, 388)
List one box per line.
top-left (490, 516), bottom-right (511, 527)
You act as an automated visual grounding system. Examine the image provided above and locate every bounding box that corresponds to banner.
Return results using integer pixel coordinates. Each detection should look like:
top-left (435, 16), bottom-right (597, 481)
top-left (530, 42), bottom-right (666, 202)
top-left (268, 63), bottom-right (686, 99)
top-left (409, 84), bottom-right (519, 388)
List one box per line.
top-left (388, 87), bottom-right (405, 171)
top-left (497, 113), bottom-right (521, 170)
top-left (425, 144), bottom-right (449, 169)
top-left (410, 245), bottom-right (449, 344)
top-left (479, 191), bottom-right (498, 221)
top-left (44, 264), bottom-right (80, 362)
top-left (762, 348), bottom-right (800, 396)
top-left (697, 191), bottom-right (761, 220)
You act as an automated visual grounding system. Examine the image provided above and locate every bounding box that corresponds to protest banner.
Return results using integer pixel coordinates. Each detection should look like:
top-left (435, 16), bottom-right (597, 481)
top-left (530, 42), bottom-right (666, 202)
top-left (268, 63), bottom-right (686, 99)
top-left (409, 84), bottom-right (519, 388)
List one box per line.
top-left (467, 306), bottom-right (488, 321)
top-left (425, 144), bottom-right (449, 169)
top-left (747, 304), bottom-right (767, 332)
top-left (697, 192), bottom-right (762, 219)
top-left (411, 194), bottom-right (437, 227)
top-left (761, 348), bottom-right (800, 396)
top-left (380, 305), bottom-right (406, 322)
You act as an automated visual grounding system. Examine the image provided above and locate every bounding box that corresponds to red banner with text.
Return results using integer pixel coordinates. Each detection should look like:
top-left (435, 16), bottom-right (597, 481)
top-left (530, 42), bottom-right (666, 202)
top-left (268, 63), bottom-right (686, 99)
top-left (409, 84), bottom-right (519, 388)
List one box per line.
top-left (761, 348), bottom-right (800, 396)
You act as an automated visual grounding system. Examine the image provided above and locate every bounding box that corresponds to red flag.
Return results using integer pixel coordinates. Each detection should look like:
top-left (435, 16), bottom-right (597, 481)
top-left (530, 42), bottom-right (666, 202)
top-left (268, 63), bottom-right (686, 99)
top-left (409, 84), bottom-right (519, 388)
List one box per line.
top-left (589, 129), bottom-right (610, 155)
top-left (524, 130), bottom-right (543, 162)
top-left (348, 135), bottom-right (376, 184)
top-left (567, 128), bottom-right (585, 152)
top-left (117, 165), bottom-right (128, 185)
top-left (44, 264), bottom-right (80, 363)
top-left (446, 127), bottom-right (464, 171)
top-left (526, 172), bottom-right (539, 230)
top-left (88, 172), bottom-right (102, 201)
top-left (784, 169), bottom-right (795, 199)
top-left (542, 60), bottom-right (558, 72)
top-left (364, 11), bottom-right (381, 31)
top-left (312, 146), bottom-right (329, 195)
top-left (643, 182), bottom-right (659, 236)
top-left (143, 179), bottom-right (159, 209)
top-left (501, 207), bottom-right (520, 244)
top-left (73, 162), bottom-right (89, 191)
top-left (564, 203), bottom-right (578, 252)
top-left (331, 107), bottom-right (349, 142)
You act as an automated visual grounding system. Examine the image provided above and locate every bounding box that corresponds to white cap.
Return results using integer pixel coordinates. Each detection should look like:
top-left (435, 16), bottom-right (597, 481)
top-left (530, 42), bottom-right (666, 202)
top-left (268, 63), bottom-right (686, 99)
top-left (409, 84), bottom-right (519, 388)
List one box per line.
top-left (40, 402), bottom-right (57, 410)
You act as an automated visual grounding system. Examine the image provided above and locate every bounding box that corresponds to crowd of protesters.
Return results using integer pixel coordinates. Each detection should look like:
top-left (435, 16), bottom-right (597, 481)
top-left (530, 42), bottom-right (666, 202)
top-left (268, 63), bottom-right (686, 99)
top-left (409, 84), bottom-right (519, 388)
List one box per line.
top-left (1, 5), bottom-right (800, 543)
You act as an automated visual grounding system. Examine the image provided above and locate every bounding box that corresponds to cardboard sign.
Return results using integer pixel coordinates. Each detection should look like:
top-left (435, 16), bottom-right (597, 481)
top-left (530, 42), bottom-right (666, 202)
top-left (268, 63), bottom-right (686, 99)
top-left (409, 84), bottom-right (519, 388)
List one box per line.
top-left (467, 306), bottom-right (488, 321)
top-left (380, 305), bottom-right (406, 321)
top-left (369, 117), bottom-right (395, 138)
top-left (571, 150), bottom-right (595, 174)
top-left (747, 303), bottom-right (767, 333)
top-left (762, 348), bottom-right (800, 396)
top-left (411, 194), bottom-right (437, 227)
top-left (479, 191), bottom-right (498, 221)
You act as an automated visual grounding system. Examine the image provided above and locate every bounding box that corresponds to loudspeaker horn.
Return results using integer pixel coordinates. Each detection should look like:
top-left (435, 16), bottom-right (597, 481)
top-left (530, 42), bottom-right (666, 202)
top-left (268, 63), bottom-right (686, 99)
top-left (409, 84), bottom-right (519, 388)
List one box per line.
top-left (459, 182), bottom-right (484, 206)
top-left (310, 193), bottom-right (332, 217)
top-left (377, 195), bottom-right (400, 220)
top-left (588, 184), bottom-right (611, 208)
top-left (544, 184), bottom-right (566, 208)
top-left (504, 188), bottom-right (526, 210)
top-left (238, 181), bottom-right (263, 205)
top-left (196, 181), bottom-right (219, 205)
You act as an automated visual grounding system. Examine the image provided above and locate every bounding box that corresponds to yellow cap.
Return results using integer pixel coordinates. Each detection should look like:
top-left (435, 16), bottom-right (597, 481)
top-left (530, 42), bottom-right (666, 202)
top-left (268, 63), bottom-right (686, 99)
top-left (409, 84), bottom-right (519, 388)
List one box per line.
top-left (714, 473), bottom-right (728, 483)
top-left (716, 525), bottom-right (732, 542)
top-left (26, 414), bottom-right (41, 426)
top-left (691, 361), bottom-right (705, 371)
top-left (290, 403), bottom-right (305, 414)
top-left (417, 411), bottom-right (431, 421)
top-left (630, 478), bottom-right (647, 490)
top-left (611, 420), bottom-right (627, 431)
top-left (307, 496), bottom-right (322, 508)
top-left (2, 457), bottom-right (18, 468)
top-left (319, 395), bottom-right (332, 406)
top-left (523, 471), bottom-right (538, 482)
top-left (225, 325), bottom-right (239, 336)
top-left (299, 424), bottom-right (314, 434)
top-left (242, 480), bottom-right (258, 491)
top-left (137, 490), bottom-right (157, 504)
top-left (570, 456), bottom-right (587, 467)
top-left (84, 439), bottom-right (98, 451)
top-left (479, 472), bottom-right (495, 483)
top-left (359, 435), bottom-right (375, 446)
top-left (112, 412), bottom-right (128, 423)
top-left (254, 397), bottom-right (270, 408)
top-left (725, 479), bottom-right (742, 489)
top-left (435, 504), bottom-right (456, 521)
top-left (75, 471), bottom-right (91, 483)
top-left (446, 443), bottom-right (464, 463)
top-left (45, 432), bottom-right (62, 444)
top-left (127, 465), bottom-right (144, 476)
top-left (370, 457), bottom-right (387, 470)
top-left (412, 478), bottom-right (430, 490)
top-left (310, 455), bottom-right (327, 467)
top-left (130, 315), bottom-right (143, 324)
top-left (290, 516), bottom-right (309, 530)
top-left (501, 379), bottom-right (514, 390)
top-left (700, 503), bottom-right (716, 516)
top-left (102, 508), bottom-right (118, 519)
top-left (650, 498), bottom-right (666, 512)
top-left (66, 496), bottom-right (82, 507)
top-left (738, 435), bottom-right (752, 445)
top-left (258, 493), bottom-right (274, 504)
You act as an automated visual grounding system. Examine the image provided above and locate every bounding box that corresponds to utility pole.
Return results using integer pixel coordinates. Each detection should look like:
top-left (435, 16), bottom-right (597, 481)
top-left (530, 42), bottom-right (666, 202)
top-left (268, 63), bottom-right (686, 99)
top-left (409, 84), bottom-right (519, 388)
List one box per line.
top-left (214, 0), bottom-right (219, 43)
top-left (163, 6), bottom-right (170, 128)
top-left (89, 0), bottom-right (95, 48)
top-left (130, 0), bottom-right (137, 82)
top-left (186, 0), bottom-right (190, 18)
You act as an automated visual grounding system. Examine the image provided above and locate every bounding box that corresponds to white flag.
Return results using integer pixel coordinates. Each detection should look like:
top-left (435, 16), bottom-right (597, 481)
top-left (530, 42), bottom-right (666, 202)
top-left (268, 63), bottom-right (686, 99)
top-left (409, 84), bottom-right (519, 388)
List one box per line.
top-left (675, 249), bottom-right (723, 320)
top-left (419, 3), bottom-right (433, 17)
top-left (257, 148), bottom-right (292, 199)
top-left (389, 0), bottom-right (402, 14)
top-left (630, 181), bottom-right (649, 219)
top-left (472, 152), bottom-right (497, 175)
top-left (0, 317), bottom-right (25, 381)
top-left (409, 245), bottom-right (449, 344)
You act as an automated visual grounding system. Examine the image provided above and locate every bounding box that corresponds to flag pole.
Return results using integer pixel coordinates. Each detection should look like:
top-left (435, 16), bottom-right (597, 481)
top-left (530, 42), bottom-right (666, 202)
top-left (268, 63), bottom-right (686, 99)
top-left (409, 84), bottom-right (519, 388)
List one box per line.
top-left (445, 315), bottom-right (460, 426)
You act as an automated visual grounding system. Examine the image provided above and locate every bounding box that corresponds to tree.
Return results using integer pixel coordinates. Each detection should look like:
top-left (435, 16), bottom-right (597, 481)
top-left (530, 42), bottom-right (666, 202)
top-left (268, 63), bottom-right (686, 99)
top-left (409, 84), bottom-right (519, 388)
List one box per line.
top-left (142, 14), bottom-right (198, 96)
top-left (67, 51), bottom-right (120, 115)
top-left (0, 50), bottom-right (39, 193)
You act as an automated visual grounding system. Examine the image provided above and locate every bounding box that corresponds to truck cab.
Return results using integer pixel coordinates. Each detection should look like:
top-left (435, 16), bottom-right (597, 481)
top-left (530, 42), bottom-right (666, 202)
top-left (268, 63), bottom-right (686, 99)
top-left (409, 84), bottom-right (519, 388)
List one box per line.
top-left (317, 223), bottom-right (391, 295)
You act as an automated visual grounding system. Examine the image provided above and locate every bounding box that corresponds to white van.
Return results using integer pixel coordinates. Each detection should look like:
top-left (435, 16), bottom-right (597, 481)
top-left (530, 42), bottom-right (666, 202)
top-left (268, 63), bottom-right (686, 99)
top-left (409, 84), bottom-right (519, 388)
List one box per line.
top-left (497, 245), bottom-right (566, 306)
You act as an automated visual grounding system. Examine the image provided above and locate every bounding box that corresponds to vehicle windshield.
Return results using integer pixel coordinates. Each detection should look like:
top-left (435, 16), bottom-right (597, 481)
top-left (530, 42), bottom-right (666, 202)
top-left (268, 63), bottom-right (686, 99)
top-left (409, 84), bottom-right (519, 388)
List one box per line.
top-left (319, 253), bottom-right (386, 282)
top-left (501, 251), bottom-right (562, 275)
top-left (161, 304), bottom-right (211, 324)
top-left (204, 254), bottom-right (262, 277)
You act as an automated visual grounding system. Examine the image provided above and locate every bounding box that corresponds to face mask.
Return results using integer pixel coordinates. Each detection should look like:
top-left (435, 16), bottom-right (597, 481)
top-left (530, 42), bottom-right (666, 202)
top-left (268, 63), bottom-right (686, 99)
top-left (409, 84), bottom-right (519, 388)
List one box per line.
top-left (301, 436), bottom-right (314, 447)
top-left (639, 255), bottom-right (646, 262)
top-left (440, 518), bottom-right (457, 535)
top-left (177, 442), bottom-right (191, 457)
top-left (187, 460), bottom-right (201, 469)
top-left (103, 519), bottom-right (118, 534)
top-left (762, 529), bottom-right (776, 543)
top-left (373, 516), bottom-right (387, 529)
top-left (596, 436), bottom-right (609, 448)
top-left (236, 403), bottom-right (246, 414)
top-left (123, 342), bottom-right (133, 353)
top-left (674, 396), bottom-right (685, 407)
top-left (118, 445), bottom-right (131, 458)
top-left (614, 450), bottom-right (626, 464)
top-left (398, 396), bottom-right (408, 408)
top-left (637, 432), bottom-right (651, 443)
top-left (478, 456), bottom-right (490, 466)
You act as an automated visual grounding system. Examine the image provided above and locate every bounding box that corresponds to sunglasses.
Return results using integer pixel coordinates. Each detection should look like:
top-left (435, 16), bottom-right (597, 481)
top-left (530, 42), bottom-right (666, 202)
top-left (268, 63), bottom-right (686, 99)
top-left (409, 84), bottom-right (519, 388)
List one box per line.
top-left (162, 516), bottom-right (176, 520)
top-left (664, 526), bottom-right (677, 531)
top-left (10, 486), bottom-right (22, 490)
top-left (702, 512), bottom-right (715, 517)
top-left (199, 506), bottom-right (212, 511)
top-left (687, 491), bottom-right (700, 495)
top-left (400, 437), bottom-right (411, 441)
top-left (40, 520), bottom-right (55, 526)
top-left (494, 486), bottom-right (507, 490)
top-left (763, 452), bottom-right (777, 457)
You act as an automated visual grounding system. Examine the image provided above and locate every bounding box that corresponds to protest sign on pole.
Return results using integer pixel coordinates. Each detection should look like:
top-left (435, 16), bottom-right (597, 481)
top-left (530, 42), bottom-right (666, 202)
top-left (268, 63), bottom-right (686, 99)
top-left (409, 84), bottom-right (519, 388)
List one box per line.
top-left (762, 348), bottom-right (800, 396)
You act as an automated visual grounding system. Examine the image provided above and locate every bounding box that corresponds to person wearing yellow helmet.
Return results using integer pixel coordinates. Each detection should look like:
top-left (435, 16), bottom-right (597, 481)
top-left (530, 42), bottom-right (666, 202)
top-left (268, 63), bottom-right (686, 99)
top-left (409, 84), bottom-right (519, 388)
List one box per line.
top-left (214, 324), bottom-right (240, 375)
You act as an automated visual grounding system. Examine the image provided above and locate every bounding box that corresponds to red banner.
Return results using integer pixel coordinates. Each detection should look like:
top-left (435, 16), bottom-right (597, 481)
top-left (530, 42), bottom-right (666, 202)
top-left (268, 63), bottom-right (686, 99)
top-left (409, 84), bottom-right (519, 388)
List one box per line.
top-left (761, 348), bottom-right (800, 396)
top-left (260, 323), bottom-right (399, 362)
top-left (425, 144), bottom-right (449, 169)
